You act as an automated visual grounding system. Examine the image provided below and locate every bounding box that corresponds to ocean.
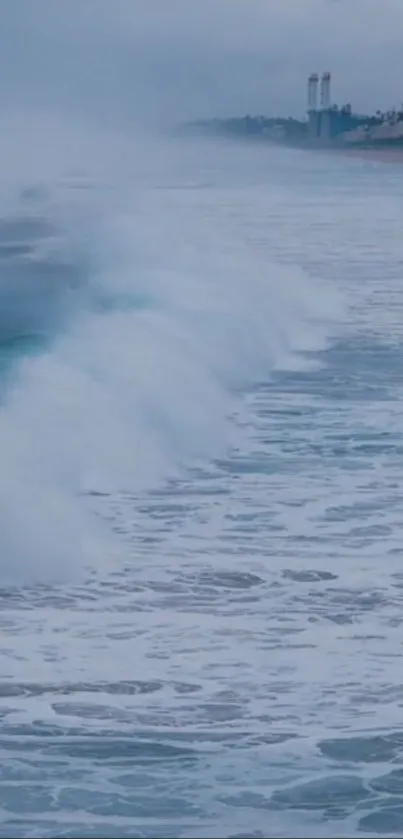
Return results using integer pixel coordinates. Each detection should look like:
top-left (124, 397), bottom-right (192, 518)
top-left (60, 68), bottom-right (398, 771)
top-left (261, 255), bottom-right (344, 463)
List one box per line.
top-left (0, 132), bottom-right (402, 838)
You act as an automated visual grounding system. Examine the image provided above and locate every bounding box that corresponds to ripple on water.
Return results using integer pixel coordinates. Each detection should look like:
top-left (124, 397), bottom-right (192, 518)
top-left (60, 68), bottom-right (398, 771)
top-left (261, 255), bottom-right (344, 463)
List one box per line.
top-left (2, 147), bottom-right (403, 839)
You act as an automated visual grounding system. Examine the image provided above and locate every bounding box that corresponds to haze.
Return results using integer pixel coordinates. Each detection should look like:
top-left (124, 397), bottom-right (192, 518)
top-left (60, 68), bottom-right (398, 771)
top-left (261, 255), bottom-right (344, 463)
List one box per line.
top-left (0, 0), bottom-right (401, 127)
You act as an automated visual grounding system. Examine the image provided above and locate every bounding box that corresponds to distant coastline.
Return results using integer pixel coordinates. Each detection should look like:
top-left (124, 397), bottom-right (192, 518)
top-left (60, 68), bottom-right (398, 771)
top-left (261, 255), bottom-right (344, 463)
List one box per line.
top-left (180, 72), bottom-right (403, 164)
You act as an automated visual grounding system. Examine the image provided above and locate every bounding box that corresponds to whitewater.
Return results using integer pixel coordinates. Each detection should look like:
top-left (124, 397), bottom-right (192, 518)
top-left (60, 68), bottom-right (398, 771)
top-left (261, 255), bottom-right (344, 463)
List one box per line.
top-left (0, 125), bottom-right (403, 837)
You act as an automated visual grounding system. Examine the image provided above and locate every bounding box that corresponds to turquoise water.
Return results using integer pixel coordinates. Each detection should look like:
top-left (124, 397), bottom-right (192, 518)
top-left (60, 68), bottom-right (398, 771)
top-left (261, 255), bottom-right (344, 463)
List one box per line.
top-left (0, 137), bottom-right (403, 837)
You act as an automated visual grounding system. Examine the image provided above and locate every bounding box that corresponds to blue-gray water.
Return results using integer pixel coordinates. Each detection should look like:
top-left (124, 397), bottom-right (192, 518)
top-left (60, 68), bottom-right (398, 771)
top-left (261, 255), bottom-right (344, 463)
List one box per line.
top-left (0, 136), bottom-right (403, 838)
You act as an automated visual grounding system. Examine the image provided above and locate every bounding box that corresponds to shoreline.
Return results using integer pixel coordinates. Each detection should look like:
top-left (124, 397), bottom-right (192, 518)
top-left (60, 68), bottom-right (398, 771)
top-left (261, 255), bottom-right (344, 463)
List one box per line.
top-left (281, 140), bottom-right (403, 165)
top-left (273, 138), bottom-right (403, 165)
top-left (334, 146), bottom-right (403, 164)
top-left (310, 143), bottom-right (403, 165)
top-left (182, 127), bottom-right (403, 166)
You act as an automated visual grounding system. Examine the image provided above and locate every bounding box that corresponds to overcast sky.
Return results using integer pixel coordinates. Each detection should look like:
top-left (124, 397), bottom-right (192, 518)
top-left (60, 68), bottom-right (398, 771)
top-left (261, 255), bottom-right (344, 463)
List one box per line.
top-left (0, 0), bottom-right (401, 126)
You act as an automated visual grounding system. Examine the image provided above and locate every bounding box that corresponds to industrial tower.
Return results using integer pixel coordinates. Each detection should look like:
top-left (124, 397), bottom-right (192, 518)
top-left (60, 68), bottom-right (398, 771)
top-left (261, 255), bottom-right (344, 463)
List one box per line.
top-left (307, 72), bottom-right (332, 140)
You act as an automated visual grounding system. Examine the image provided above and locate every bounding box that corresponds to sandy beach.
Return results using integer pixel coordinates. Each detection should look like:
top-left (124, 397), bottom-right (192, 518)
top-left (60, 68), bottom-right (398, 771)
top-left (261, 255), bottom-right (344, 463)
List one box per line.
top-left (336, 146), bottom-right (403, 164)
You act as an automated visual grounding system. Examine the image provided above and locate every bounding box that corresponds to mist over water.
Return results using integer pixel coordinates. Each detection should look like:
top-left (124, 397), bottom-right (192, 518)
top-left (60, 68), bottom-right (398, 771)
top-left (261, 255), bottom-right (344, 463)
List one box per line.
top-left (2, 4), bottom-right (403, 838)
top-left (0, 126), bottom-right (341, 584)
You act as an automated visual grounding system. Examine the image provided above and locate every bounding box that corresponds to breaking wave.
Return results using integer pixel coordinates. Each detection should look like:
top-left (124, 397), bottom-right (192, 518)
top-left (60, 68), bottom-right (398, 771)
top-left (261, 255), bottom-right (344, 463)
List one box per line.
top-left (0, 134), bottom-right (342, 583)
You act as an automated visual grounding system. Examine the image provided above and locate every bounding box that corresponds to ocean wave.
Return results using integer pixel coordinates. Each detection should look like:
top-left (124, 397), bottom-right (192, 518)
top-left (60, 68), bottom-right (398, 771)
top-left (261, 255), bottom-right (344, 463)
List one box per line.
top-left (0, 141), bottom-right (342, 584)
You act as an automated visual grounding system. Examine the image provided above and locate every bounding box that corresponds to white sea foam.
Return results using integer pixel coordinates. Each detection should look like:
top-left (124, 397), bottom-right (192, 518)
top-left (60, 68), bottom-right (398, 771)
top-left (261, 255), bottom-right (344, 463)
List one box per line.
top-left (0, 132), bottom-right (342, 584)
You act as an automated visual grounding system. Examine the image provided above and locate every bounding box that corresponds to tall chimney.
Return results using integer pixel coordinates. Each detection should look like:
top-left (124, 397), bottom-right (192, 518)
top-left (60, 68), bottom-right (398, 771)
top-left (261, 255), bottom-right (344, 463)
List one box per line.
top-left (319, 72), bottom-right (331, 140)
top-left (320, 72), bottom-right (331, 109)
top-left (307, 73), bottom-right (319, 138)
top-left (307, 74), bottom-right (314, 111)
top-left (312, 73), bottom-right (319, 111)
